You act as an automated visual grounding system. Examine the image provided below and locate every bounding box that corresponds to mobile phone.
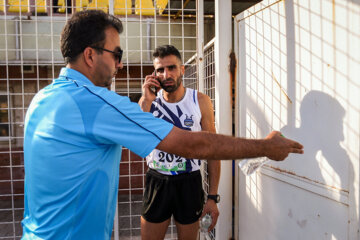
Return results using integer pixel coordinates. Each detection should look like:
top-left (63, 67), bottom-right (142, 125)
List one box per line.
top-left (151, 70), bottom-right (160, 95)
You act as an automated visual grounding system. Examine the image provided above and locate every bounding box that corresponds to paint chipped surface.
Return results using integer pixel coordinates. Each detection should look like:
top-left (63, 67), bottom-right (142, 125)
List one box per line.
top-left (297, 219), bottom-right (307, 228)
top-left (288, 209), bottom-right (293, 218)
top-left (268, 165), bottom-right (349, 194)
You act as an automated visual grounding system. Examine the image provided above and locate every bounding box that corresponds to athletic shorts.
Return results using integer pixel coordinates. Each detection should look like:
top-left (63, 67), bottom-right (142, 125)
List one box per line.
top-left (141, 169), bottom-right (205, 224)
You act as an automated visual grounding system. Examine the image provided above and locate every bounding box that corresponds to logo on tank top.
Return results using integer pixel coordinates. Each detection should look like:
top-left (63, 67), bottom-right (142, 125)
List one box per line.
top-left (184, 114), bottom-right (194, 127)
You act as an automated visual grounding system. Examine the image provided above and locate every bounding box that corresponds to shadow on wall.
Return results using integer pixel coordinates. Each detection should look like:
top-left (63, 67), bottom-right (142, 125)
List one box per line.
top-left (245, 90), bottom-right (351, 190)
top-left (241, 90), bottom-right (354, 239)
top-left (279, 90), bottom-right (354, 239)
top-left (281, 90), bottom-right (351, 191)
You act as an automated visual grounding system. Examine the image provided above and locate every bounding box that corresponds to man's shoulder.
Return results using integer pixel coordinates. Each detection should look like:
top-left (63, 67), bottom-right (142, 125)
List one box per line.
top-left (195, 91), bottom-right (212, 112)
top-left (196, 91), bottom-right (211, 103)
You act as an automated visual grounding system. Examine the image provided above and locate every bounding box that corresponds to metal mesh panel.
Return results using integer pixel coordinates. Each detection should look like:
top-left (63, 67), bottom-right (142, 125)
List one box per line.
top-left (184, 55), bottom-right (197, 90)
top-left (201, 39), bottom-right (215, 240)
top-left (0, 1), bottom-right (197, 239)
top-left (184, 38), bottom-right (215, 240)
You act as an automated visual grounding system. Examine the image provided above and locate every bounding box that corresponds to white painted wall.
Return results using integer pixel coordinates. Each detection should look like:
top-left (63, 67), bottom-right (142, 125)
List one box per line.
top-left (235, 0), bottom-right (360, 239)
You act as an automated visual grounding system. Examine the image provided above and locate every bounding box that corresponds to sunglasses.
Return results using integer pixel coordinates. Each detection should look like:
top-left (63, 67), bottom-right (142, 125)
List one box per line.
top-left (91, 46), bottom-right (123, 63)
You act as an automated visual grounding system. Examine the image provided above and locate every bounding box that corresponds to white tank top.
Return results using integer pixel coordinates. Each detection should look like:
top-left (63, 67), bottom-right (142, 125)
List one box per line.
top-left (146, 88), bottom-right (202, 175)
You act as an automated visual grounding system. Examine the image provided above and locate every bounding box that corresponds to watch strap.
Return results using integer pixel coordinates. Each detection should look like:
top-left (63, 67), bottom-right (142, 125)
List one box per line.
top-left (207, 194), bottom-right (220, 203)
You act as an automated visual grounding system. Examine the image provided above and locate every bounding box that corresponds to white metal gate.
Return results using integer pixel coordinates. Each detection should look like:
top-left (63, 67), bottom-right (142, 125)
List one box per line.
top-left (235, 0), bottom-right (360, 239)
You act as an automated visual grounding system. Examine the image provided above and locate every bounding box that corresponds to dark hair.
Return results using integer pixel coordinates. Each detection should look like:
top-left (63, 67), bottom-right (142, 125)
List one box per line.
top-left (153, 45), bottom-right (182, 62)
top-left (60, 10), bottom-right (123, 64)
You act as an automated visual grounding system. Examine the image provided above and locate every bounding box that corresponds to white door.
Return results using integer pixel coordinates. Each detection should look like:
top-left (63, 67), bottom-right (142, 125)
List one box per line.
top-left (234, 0), bottom-right (360, 239)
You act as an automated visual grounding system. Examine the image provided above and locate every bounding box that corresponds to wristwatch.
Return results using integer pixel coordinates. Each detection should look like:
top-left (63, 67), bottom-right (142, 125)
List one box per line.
top-left (207, 194), bottom-right (220, 203)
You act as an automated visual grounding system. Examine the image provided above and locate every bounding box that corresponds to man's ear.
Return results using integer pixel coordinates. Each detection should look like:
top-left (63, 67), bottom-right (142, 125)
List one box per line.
top-left (83, 47), bottom-right (96, 67)
top-left (180, 65), bottom-right (185, 75)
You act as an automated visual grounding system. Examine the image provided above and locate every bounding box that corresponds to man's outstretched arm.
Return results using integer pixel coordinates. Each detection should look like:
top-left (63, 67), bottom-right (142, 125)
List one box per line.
top-left (156, 127), bottom-right (303, 161)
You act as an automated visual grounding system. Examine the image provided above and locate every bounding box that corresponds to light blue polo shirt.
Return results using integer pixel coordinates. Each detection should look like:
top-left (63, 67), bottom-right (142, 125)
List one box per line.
top-left (22, 68), bottom-right (173, 240)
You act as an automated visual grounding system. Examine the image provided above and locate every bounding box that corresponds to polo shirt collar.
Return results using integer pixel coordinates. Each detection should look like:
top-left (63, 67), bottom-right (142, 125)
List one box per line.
top-left (57, 67), bottom-right (95, 87)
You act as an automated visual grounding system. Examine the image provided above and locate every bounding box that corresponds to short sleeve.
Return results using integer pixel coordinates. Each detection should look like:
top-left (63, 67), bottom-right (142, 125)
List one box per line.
top-left (88, 89), bottom-right (173, 157)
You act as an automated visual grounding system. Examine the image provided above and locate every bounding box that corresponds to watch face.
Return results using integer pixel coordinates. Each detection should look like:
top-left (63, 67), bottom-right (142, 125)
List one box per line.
top-left (216, 195), bottom-right (220, 202)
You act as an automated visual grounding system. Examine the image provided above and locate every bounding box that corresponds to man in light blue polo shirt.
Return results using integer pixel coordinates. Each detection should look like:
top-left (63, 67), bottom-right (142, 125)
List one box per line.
top-left (22, 10), bottom-right (173, 240)
top-left (22, 10), bottom-right (303, 240)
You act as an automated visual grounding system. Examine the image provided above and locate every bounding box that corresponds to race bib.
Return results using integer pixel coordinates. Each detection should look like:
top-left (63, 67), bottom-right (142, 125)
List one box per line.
top-left (152, 151), bottom-right (186, 172)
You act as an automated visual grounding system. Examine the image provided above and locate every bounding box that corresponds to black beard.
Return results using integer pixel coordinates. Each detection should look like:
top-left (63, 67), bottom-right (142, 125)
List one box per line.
top-left (160, 76), bottom-right (182, 93)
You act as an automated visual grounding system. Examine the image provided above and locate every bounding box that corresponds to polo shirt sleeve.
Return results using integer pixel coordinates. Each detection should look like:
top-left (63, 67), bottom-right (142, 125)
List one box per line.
top-left (89, 90), bottom-right (173, 158)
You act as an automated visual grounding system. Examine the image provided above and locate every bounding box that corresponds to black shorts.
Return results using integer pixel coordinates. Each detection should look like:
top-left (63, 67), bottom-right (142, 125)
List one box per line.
top-left (141, 169), bottom-right (205, 224)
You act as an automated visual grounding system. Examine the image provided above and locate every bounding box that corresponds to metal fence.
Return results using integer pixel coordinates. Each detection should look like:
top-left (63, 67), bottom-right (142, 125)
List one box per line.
top-left (184, 38), bottom-right (215, 240)
top-left (0, 1), bottom-right (197, 239)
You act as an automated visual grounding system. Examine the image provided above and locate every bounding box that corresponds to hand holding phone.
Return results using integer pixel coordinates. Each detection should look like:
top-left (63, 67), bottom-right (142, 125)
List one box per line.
top-left (151, 70), bottom-right (161, 95)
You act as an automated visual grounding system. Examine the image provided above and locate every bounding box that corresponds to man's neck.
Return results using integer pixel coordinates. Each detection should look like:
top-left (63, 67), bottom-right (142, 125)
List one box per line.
top-left (162, 85), bottom-right (186, 103)
top-left (66, 63), bottom-right (93, 82)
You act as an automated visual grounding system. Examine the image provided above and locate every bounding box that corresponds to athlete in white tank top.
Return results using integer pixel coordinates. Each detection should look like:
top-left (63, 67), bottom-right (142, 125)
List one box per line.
top-left (139, 47), bottom-right (221, 238)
